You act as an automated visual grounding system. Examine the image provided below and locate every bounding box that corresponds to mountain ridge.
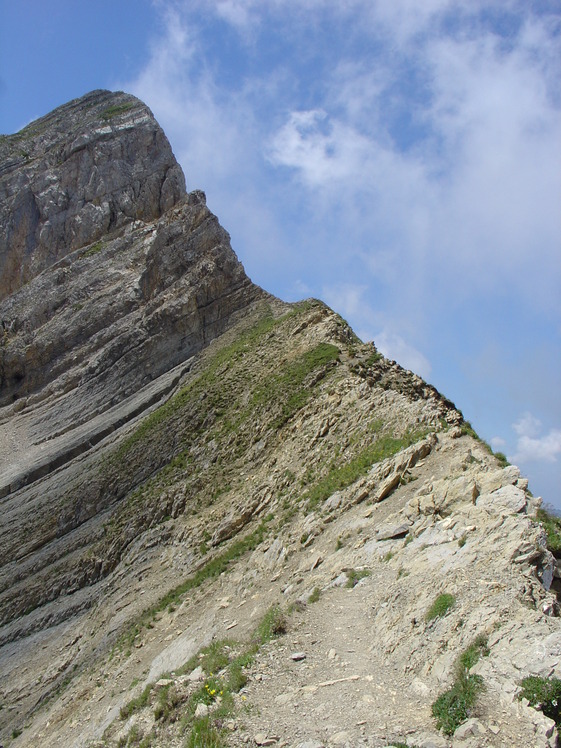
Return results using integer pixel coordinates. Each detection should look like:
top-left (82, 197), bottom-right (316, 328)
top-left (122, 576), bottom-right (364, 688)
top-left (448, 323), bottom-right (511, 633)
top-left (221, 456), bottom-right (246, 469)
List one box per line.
top-left (0, 91), bottom-right (559, 748)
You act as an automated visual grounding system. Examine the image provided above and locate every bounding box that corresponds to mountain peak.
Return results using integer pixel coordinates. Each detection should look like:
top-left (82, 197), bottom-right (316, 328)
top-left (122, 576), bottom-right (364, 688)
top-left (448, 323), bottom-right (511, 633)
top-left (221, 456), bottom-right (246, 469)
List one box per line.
top-left (0, 89), bottom-right (186, 300)
top-left (1, 92), bottom-right (559, 748)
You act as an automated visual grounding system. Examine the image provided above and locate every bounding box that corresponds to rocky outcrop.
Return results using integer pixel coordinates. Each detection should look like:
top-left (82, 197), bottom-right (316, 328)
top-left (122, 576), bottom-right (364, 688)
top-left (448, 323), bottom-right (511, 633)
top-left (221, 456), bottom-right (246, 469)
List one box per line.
top-left (0, 89), bottom-right (185, 300)
top-left (0, 92), bottom-right (559, 748)
top-left (0, 92), bottom-right (268, 501)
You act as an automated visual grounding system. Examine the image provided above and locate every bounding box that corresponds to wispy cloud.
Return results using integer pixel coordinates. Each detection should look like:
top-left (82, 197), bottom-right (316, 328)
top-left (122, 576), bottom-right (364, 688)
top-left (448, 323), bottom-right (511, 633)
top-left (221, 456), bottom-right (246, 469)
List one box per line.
top-left (512, 413), bottom-right (561, 464)
top-left (122, 0), bottom-right (560, 502)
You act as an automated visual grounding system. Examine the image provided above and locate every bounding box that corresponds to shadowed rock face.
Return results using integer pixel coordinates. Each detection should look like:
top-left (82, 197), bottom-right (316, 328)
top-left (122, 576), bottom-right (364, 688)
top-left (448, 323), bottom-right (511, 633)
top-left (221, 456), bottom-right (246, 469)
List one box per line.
top-left (0, 89), bottom-right (186, 300)
top-left (0, 90), bottom-right (266, 415)
top-left (0, 91), bottom-right (268, 500)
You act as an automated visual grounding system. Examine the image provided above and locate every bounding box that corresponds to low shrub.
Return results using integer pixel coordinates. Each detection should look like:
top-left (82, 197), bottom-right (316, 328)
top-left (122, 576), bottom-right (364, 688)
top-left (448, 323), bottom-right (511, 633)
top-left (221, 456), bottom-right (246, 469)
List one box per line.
top-left (346, 568), bottom-right (371, 588)
top-left (432, 635), bottom-right (488, 735)
top-left (537, 506), bottom-right (561, 554)
top-left (519, 675), bottom-right (561, 729)
top-left (255, 605), bottom-right (287, 643)
top-left (120, 683), bottom-right (152, 719)
top-left (308, 587), bottom-right (321, 603)
top-left (432, 673), bottom-right (484, 735)
top-left (185, 715), bottom-right (225, 748)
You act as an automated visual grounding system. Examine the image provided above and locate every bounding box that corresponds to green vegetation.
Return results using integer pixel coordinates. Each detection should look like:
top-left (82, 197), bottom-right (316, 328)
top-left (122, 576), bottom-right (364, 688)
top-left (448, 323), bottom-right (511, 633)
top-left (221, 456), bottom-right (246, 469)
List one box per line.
top-left (82, 241), bottom-right (104, 257)
top-left (101, 102), bottom-right (135, 120)
top-left (346, 568), bottom-right (371, 588)
top-left (305, 428), bottom-right (430, 510)
top-left (537, 505), bottom-right (561, 554)
top-left (519, 675), bottom-right (561, 729)
top-left (432, 636), bottom-right (488, 735)
top-left (198, 639), bottom-right (233, 674)
top-left (494, 451), bottom-right (509, 467)
top-left (459, 420), bottom-right (511, 467)
top-left (432, 673), bottom-right (484, 735)
top-left (254, 605), bottom-right (287, 643)
top-left (111, 309), bottom-right (334, 467)
top-left (425, 593), bottom-right (456, 622)
top-left (308, 586), bottom-right (321, 603)
top-left (120, 683), bottom-right (152, 720)
top-left (185, 716), bottom-right (224, 748)
top-left (250, 342), bottom-right (339, 431)
top-left (457, 634), bottom-right (489, 673)
top-left (112, 606), bottom-right (289, 747)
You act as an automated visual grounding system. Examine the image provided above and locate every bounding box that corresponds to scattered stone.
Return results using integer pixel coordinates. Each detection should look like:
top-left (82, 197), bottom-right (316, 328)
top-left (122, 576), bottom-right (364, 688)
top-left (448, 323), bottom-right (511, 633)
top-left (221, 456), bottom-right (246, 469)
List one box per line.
top-left (188, 666), bottom-right (204, 682)
top-left (194, 703), bottom-right (209, 718)
top-left (453, 718), bottom-right (486, 740)
top-left (155, 678), bottom-right (173, 688)
top-left (310, 554), bottom-right (323, 571)
top-left (416, 736), bottom-right (449, 748)
top-left (254, 734), bottom-right (279, 746)
top-left (291, 652), bottom-right (307, 661)
top-left (377, 522), bottom-right (411, 540)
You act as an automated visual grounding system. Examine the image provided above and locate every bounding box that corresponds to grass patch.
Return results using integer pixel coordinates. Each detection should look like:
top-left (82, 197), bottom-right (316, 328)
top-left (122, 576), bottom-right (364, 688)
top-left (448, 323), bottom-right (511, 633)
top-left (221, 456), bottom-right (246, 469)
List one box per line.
top-left (432, 635), bottom-right (488, 735)
top-left (305, 428), bottom-right (430, 510)
top-left (494, 451), bottom-right (509, 467)
top-left (432, 673), bottom-right (484, 736)
top-left (185, 715), bottom-right (225, 748)
top-left (82, 240), bottom-right (104, 257)
top-left (120, 683), bottom-right (152, 720)
top-left (537, 505), bottom-right (561, 554)
top-left (199, 639), bottom-right (233, 675)
top-left (308, 587), bottom-right (321, 603)
top-left (425, 593), bottom-right (456, 621)
top-left (519, 675), bottom-right (561, 730)
top-left (109, 606), bottom-right (290, 746)
top-left (456, 635), bottom-right (489, 675)
top-left (115, 521), bottom-right (268, 656)
top-left (254, 605), bottom-right (287, 643)
top-left (346, 568), bottom-right (371, 588)
top-left (101, 102), bottom-right (135, 120)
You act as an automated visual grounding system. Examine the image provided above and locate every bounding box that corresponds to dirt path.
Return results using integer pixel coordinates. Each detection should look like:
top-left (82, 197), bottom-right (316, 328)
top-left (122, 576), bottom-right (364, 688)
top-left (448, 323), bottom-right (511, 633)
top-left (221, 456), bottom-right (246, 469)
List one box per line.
top-left (232, 579), bottom-right (435, 748)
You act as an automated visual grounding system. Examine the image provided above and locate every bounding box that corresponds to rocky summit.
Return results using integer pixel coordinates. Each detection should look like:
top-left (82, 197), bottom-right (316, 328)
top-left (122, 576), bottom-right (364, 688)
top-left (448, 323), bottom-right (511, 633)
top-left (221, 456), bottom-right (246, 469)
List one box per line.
top-left (0, 92), bottom-right (560, 748)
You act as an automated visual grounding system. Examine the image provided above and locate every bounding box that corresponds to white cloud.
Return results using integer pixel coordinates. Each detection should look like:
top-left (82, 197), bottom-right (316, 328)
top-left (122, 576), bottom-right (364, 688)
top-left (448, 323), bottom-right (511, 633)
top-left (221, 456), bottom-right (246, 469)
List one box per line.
top-left (512, 413), bottom-right (561, 464)
top-left (374, 330), bottom-right (432, 380)
top-left (321, 282), bottom-right (369, 318)
top-left (121, 1), bottom-right (560, 508)
top-left (490, 436), bottom-right (506, 451)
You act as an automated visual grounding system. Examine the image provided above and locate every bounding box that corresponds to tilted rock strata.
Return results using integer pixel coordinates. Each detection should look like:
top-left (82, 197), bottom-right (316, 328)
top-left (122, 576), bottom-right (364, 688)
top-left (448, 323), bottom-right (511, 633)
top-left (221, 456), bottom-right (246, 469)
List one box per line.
top-left (0, 92), bottom-right (558, 748)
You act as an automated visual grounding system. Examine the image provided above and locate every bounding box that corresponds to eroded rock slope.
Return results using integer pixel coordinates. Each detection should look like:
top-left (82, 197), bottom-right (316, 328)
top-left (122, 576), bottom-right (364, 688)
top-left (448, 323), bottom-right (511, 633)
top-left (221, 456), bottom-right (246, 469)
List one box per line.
top-left (0, 92), bottom-right (559, 748)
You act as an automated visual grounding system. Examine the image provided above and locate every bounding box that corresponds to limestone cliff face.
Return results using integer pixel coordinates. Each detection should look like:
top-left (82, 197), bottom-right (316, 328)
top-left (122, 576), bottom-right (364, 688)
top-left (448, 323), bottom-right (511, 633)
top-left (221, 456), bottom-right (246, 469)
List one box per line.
top-left (0, 93), bottom-right (559, 748)
top-left (0, 91), bottom-right (267, 485)
top-left (0, 90), bottom-right (185, 300)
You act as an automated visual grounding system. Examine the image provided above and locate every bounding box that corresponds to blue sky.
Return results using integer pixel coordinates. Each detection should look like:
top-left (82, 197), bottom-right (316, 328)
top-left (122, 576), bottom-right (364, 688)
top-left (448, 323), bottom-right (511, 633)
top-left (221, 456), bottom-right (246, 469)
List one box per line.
top-left (1, 0), bottom-right (560, 508)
